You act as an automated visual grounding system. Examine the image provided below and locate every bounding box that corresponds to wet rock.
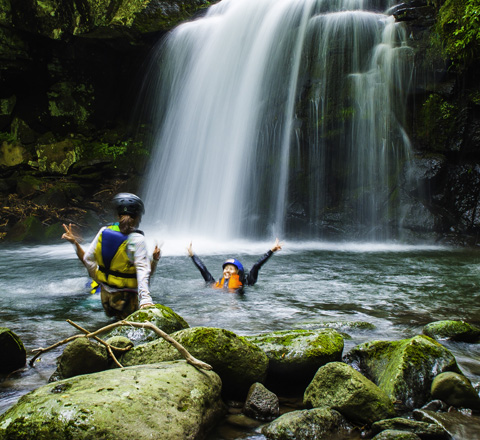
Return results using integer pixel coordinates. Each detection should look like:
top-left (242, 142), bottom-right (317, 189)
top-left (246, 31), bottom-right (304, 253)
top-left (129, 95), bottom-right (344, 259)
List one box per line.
top-left (53, 337), bottom-right (109, 380)
top-left (262, 406), bottom-right (355, 440)
top-left (246, 329), bottom-right (344, 390)
top-left (104, 304), bottom-right (189, 344)
top-left (431, 372), bottom-right (480, 411)
top-left (423, 320), bottom-right (480, 342)
top-left (104, 336), bottom-right (133, 356)
top-left (226, 414), bottom-right (262, 430)
top-left (0, 361), bottom-right (224, 440)
top-left (6, 215), bottom-right (44, 243)
top-left (420, 399), bottom-right (449, 412)
top-left (243, 382), bottom-right (279, 422)
top-left (413, 409), bottom-right (480, 440)
top-left (371, 430), bottom-right (421, 440)
top-left (120, 326), bottom-right (269, 400)
top-left (343, 335), bottom-right (462, 410)
top-left (0, 327), bottom-right (26, 374)
top-left (371, 417), bottom-right (449, 439)
top-left (303, 362), bottom-right (396, 426)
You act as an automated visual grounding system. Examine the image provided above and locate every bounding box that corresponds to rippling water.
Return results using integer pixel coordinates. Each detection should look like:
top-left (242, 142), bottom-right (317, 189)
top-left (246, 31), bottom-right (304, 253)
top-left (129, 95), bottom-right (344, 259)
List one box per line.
top-left (1, 240), bottom-right (480, 436)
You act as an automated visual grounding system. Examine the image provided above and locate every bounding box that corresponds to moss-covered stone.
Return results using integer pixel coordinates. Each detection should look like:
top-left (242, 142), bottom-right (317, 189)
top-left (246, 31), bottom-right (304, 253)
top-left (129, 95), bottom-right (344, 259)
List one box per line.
top-left (262, 407), bottom-right (354, 440)
top-left (104, 304), bottom-right (189, 344)
top-left (0, 141), bottom-right (27, 167)
top-left (423, 320), bottom-right (480, 342)
top-left (304, 362), bottom-right (396, 426)
top-left (246, 329), bottom-right (344, 390)
top-left (121, 326), bottom-right (269, 399)
top-left (343, 335), bottom-right (462, 410)
top-left (35, 139), bottom-right (81, 174)
top-left (431, 371), bottom-right (480, 410)
top-left (0, 327), bottom-right (26, 374)
top-left (0, 361), bottom-right (224, 440)
top-left (371, 430), bottom-right (421, 440)
top-left (55, 338), bottom-right (109, 380)
top-left (6, 215), bottom-right (44, 243)
top-left (371, 417), bottom-right (449, 439)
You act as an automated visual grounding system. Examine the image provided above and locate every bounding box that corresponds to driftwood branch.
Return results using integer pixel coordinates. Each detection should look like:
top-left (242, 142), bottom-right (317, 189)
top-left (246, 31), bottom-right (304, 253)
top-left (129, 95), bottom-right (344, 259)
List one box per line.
top-left (29, 320), bottom-right (212, 371)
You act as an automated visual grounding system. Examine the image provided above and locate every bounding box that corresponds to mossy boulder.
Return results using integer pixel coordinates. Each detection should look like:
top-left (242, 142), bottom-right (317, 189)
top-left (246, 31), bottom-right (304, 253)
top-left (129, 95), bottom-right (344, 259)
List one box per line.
top-left (6, 215), bottom-right (44, 243)
top-left (104, 304), bottom-right (189, 344)
top-left (54, 337), bottom-right (109, 380)
top-left (261, 407), bottom-right (354, 440)
top-left (423, 320), bottom-right (480, 342)
top-left (371, 417), bottom-right (449, 439)
top-left (343, 335), bottom-right (462, 410)
top-left (0, 327), bottom-right (26, 374)
top-left (0, 361), bottom-right (224, 440)
top-left (246, 329), bottom-right (344, 389)
top-left (431, 371), bottom-right (480, 410)
top-left (303, 362), bottom-right (396, 426)
top-left (120, 326), bottom-right (269, 399)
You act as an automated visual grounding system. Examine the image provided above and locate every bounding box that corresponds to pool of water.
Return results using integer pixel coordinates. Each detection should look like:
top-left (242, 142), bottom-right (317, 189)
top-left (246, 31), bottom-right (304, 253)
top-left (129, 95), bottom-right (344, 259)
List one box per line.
top-left (1, 240), bottom-right (480, 436)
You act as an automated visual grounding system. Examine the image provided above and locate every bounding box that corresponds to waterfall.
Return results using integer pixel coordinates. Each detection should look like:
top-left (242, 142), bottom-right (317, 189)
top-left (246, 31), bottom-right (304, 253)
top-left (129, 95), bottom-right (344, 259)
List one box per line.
top-left (140, 0), bottom-right (414, 241)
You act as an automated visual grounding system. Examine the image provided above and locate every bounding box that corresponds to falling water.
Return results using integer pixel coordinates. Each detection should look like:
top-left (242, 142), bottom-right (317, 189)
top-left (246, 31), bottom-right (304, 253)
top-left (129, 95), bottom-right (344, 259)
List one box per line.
top-left (140, 0), bottom-right (414, 241)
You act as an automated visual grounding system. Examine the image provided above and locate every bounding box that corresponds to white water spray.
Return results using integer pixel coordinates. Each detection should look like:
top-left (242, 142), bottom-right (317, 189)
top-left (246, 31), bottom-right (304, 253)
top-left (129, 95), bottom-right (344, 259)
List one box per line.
top-left (140, 0), bottom-right (413, 242)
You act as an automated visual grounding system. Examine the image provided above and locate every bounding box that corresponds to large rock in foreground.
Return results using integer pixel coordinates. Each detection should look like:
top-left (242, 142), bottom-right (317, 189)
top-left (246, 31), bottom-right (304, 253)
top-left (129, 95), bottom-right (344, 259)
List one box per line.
top-left (344, 335), bottom-right (462, 409)
top-left (246, 329), bottom-right (344, 390)
top-left (303, 362), bottom-right (396, 426)
top-left (0, 361), bottom-right (224, 440)
top-left (121, 327), bottom-right (269, 399)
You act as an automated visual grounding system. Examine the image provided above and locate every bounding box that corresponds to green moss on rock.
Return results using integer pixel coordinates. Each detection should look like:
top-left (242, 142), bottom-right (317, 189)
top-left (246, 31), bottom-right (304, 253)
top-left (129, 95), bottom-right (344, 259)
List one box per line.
top-left (423, 320), bottom-right (480, 342)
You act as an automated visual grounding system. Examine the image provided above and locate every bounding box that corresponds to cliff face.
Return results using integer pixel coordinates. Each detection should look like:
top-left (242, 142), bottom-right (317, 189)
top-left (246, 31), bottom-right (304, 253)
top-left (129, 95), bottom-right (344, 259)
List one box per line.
top-left (1, 0), bottom-right (479, 244)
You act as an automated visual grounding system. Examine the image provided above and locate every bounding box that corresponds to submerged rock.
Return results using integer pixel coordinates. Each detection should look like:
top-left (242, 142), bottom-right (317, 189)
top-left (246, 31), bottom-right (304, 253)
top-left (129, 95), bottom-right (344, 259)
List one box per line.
top-left (120, 326), bottom-right (269, 399)
top-left (104, 304), bottom-right (189, 344)
top-left (303, 362), bottom-right (396, 426)
top-left (262, 407), bottom-right (354, 440)
top-left (371, 430), bottom-right (421, 440)
top-left (343, 335), bottom-right (462, 410)
top-left (431, 371), bottom-right (480, 410)
top-left (0, 327), bottom-right (26, 374)
top-left (246, 329), bottom-right (344, 389)
top-left (0, 361), bottom-right (224, 440)
top-left (423, 320), bottom-right (480, 342)
top-left (413, 409), bottom-right (480, 440)
top-left (371, 417), bottom-right (449, 439)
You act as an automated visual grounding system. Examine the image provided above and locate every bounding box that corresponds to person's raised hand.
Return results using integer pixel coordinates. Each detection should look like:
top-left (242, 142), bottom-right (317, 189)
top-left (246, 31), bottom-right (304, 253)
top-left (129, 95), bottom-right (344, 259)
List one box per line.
top-left (187, 242), bottom-right (194, 257)
top-left (62, 223), bottom-right (79, 244)
top-left (271, 237), bottom-right (283, 253)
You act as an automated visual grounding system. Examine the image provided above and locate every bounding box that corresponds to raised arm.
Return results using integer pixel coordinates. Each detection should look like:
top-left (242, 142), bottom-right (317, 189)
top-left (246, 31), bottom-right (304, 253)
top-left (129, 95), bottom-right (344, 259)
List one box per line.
top-left (187, 242), bottom-right (215, 285)
top-left (62, 223), bottom-right (86, 266)
top-left (246, 238), bottom-right (283, 286)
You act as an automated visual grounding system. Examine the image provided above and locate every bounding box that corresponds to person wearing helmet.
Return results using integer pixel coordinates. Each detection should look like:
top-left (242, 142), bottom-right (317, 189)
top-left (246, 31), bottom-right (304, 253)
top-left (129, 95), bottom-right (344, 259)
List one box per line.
top-left (186, 238), bottom-right (282, 292)
top-left (66, 193), bottom-right (155, 318)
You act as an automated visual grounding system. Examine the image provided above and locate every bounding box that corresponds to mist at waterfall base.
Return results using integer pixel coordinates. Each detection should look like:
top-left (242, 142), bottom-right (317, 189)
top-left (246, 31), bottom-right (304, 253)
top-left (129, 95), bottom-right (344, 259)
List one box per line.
top-left (139, 0), bottom-right (415, 242)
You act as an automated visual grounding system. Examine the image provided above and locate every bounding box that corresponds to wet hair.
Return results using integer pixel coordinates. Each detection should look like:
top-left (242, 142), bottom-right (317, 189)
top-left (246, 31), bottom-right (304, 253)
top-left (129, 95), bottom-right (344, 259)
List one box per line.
top-left (119, 214), bottom-right (137, 235)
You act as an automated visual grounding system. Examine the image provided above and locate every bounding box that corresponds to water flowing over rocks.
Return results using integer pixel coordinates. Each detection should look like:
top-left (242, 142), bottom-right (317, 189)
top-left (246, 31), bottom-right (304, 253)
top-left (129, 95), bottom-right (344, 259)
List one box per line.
top-left (343, 335), bottom-right (462, 410)
top-left (120, 326), bottom-right (269, 400)
top-left (0, 361), bottom-right (224, 440)
top-left (371, 417), bottom-right (449, 439)
top-left (303, 362), bottom-right (396, 426)
top-left (0, 327), bottom-right (26, 374)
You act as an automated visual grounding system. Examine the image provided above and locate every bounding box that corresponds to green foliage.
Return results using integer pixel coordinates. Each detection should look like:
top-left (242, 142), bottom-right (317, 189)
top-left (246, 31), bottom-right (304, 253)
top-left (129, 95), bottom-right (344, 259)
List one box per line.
top-left (418, 93), bottom-right (458, 150)
top-left (436, 0), bottom-right (480, 67)
top-left (91, 140), bottom-right (149, 160)
top-left (0, 131), bottom-right (16, 143)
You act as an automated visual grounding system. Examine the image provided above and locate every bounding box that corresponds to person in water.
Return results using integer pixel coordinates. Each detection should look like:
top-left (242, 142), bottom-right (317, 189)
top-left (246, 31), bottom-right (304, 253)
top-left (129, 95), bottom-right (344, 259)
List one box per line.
top-left (186, 238), bottom-right (282, 291)
top-left (62, 193), bottom-right (156, 318)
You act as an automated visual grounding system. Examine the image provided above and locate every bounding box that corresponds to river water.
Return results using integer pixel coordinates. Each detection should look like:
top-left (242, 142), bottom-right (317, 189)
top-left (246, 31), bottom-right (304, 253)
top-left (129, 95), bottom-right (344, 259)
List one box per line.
top-left (1, 239), bottom-right (480, 437)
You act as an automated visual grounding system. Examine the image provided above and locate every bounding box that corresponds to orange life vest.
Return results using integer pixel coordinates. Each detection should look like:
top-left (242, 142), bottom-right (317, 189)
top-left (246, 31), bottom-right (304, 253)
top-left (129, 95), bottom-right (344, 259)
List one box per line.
top-left (213, 274), bottom-right (243, 290)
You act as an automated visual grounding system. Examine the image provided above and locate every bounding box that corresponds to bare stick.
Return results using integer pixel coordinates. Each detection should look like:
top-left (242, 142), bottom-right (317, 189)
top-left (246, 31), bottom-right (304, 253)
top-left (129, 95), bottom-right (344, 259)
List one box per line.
top-left (66, 320), bottom-right (128, 368)
top-left (122, 320), bottom-right (212, 370)
top-left (29, 320), bottom-right (212, 371)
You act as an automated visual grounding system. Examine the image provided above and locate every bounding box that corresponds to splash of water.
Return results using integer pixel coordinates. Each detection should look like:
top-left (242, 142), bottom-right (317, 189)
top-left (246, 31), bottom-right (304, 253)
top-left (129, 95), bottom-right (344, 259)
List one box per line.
top-left (140, 0), bottom-right (414, 242)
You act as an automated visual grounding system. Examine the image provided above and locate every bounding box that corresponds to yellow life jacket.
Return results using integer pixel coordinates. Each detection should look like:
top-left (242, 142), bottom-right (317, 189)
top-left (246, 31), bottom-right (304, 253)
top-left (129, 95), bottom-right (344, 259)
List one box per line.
top-left (213, 273), bottom-right (243, 290)
top-left (93, 225), bottom-right (137, 290)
